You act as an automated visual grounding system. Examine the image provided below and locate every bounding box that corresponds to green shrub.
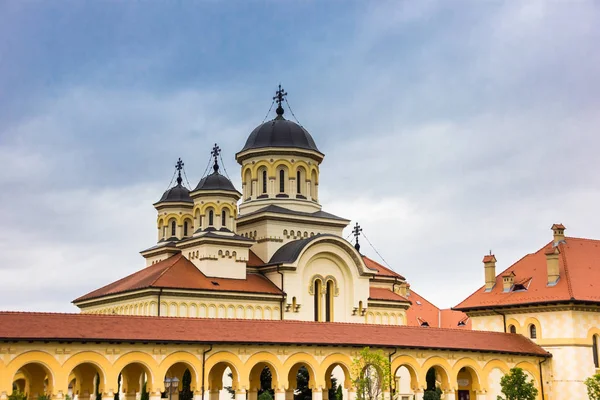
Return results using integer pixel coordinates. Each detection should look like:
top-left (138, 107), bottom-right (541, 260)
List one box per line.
top-left (585, 374), bottom-right (600, 400)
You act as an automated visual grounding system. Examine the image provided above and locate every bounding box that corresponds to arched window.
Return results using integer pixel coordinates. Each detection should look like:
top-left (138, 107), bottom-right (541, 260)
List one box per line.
top-left (262, 170), bottom-right (267, 194)
top-left (183, 221), bottom-right (189, 236)
top-left (314, 280), bottom-right (322, 322)
top-left (279, 169), bottom-right (285, 193)
top-left (221, 210), bottom-right (227, 228)
top-left (325, 280), bottom-right (334, 322)
top-left (170, 220), bottom-right (176, 237)
top-left (208, 210), bottom-right (214, 226)
top-left (509, 325), bottom-right (517, 334)
top-left (593, 334), bottom-right (599, 368)
top-left (296, 170), bottom-right (301, 194)
top-left (529, 324), bottom-right (537, 339)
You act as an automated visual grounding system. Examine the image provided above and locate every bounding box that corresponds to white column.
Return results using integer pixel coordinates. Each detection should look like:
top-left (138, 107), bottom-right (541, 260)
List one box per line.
top-left (475, 392), bottom-right (487, 400)
top-left (149, 392), bottom-right (162, 400)
top-left (124, 391), bottom-right (136, 400)
top-left (274, 389), bottom-right (285, 400)
top-left (311, 388), bottom-right (323, 400)
top-left (413, 390), bottom-right (424, 400)
top-left (193, 391), bottom-right (202, 400)
top-left (444, 390), bottom-right (455, 400)
top-left (347, 389), bottom-right (356, 400)
top-left (235, 389), bottom-right (247, 400)
top-left (382, 391), bottom-right (390, 400)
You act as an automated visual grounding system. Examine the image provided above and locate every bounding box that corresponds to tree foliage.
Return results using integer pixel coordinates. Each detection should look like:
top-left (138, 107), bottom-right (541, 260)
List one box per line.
top-left (141, 382), bottom-right (150, 400)
top-left (180, 369), bottom-right (193, 400)
top-left (8, 391), bottom-right (27, 400)
top-left (497, 368), bottom-right (538, 400)
top-left (351, 347), bottom-right (391, 400)
top-left (422, 387), bottom-right (442, 400)
top-left (585, 374), bottom-right (600, 400)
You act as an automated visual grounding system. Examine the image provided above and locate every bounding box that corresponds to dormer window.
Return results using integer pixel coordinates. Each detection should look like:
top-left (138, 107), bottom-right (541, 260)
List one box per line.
top-left (420, 321), bottom-right (430, 327)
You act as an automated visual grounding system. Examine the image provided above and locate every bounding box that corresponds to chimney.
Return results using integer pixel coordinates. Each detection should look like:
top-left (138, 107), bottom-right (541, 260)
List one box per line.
top-left (545, 246), bottom-right (560, 286)
top-left (502, 271), bottom-right (515, 292)
top-left (551, 223), bottom-right (566, 243)
top-left (483, 254), bottom-right (497, 291)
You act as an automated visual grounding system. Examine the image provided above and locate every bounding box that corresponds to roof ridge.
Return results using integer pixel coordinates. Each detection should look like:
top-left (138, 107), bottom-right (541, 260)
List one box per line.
top-left (409, 289), bottom-right (441, 310)
top-left (559, 243), bottom-right (575, 299)
top-left (148, 253), bottom-right (185, 287)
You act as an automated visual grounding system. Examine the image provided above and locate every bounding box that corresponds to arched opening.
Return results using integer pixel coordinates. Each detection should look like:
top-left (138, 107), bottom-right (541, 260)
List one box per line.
top-left (356, 364), bottom-right (384, 400)
top-left (248, 363), bottom-right (276, 400)
top-left (325, 280), bottom-right (334, 322)
top-left (65, 361), bottom-right (106, 400)
top-left (423, 366), bottom-right (449, 397)
top-left (208, 210), bottom-right (214, 227)
top-left (207, 362), bottom-right (239, 400)
top-left (393, 365), bottom-right (419, 399)
top-left (12, 362), bottom-right (54, 400)
top-left (529, 324), bottom-right (537, 339)
top-left (296, 168), bottom-right (306, 197)
top-left (314, 280), bottom-right (322, 322)
top-left (162, 362), bottom-right (198, 400)
top-left (509, 325), bottom-right (516, 334)
top-left (288, 363), bottom-right (316, 400)
top-left (183, 220), bottom-right (189, 237)
top-left (244, 169), bottom-right (252, 200)
top-left (310, 170), bottom-right (318, 200)
top-left (221, 210), bottom-right (228, 229)
top-left (593, 334), bottom-right (599, 368)
top-left (456, 366), bottom-right (481, 400)
top-left (279, 168), bottom-right (286, 194)
top-left (324, 362), bottom-right (351, 400)
top-left (117, 362), bottom-right (153, 400)
top-left (169, 219), bottom-right (177, 238)
top-left (261, 169), bottom-right (268, 195)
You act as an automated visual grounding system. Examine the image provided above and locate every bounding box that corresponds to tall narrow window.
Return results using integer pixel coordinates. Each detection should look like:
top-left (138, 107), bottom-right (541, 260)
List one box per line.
top-left (221, 211), bottom-right (227, 228)
top-left (208, 210), bottom-right (214, 226)
top-left (593, 335), bottom-right (599, 368)
top-left (509, 325), bottom-right (516, 334)
top-left (184, 221), bottom-right (189, 236)
top-left (262, 170), bottom-right (267, 194)
top-left (171, 221), bottom-right (176, 236)
top-left (279, 169), bottom-right (285, 193)
top-left (325, 280), bottom-right (334, 322)
top-left (314, 280), bottom-right (322, 322)
top-left (296, 170), bottom-right (301, 194)
top-left (529, 324), bottom-right (537, 339)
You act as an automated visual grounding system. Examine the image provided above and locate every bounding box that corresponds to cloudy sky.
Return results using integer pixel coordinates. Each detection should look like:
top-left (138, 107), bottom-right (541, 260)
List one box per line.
top-left (1, 1), bottom-right (599, 312)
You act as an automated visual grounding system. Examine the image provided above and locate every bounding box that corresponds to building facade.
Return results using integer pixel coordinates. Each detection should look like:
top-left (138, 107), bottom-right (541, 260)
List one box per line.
top-left (0, 89), bottom-right (598, 400)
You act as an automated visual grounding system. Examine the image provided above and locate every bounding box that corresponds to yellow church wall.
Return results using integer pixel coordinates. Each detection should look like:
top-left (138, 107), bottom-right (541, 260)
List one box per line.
top-left (0, 342), bottom-right (546, 400)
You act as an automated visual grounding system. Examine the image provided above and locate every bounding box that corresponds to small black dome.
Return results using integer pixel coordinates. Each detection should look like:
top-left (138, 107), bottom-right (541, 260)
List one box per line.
top-left (194, 172), bottom-right (238, 192)
top-left (240, 116), bottom-right (320, 153)
top-left (158, 184), bottom-right (193, 203)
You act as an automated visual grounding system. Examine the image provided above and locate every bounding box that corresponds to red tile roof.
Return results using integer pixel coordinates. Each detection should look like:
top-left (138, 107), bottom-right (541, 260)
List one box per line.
top-left (247, 250), bottom-right (265, 267)
top-left (369, 287), bottom-right (410, 303)
top-left (406, 290), bottom-right (470, 329)
top-left (0, 312), bottom-right (548, 356)
top-left (363, 256), bottom-right (405, 279)
top-left (74, 254), bottom-right (283, 303)
top-left (455, 237), bottom-right (600, 311)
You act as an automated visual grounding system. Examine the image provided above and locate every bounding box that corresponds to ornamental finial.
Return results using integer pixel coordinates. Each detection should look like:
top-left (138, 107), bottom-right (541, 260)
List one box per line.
top-left (352, 222), bottom-right (363, 252)
top-left (273, 84), bottom-right (287, 117)
top-left (175, 158), bottom-right (184, 185)
top-left (211, 143), bottom-right (221, 173)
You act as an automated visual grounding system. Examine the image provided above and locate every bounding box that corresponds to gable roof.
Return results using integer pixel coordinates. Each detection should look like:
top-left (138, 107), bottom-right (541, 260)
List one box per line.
top-left (362, 256), bottom-right (405, 279)
top-left (406, 289), bottom-right (470, 329)
top-left (454, 237), bottom-right (600, 311)
top-left (74, 254), bottom-right (283, 303)
top-left (0, 312), bottom-right (548, 357)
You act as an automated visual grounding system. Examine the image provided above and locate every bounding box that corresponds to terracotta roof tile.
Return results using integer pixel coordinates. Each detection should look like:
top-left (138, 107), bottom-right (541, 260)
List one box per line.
top-left (0, 312), bottom-right (548, 357)
top-left (406, 290), bottom-right (470, 329)
top-left (482, 255), bottom-right (496, 263)
top-left (455, 237), bottom-right (600, 311)
top-left (74, 254), bottom-right (283, 303)
top-left (369, 287), bottom-right (410, 303)
top-left (247, 250), bottom-right (265, 267)
top-left (362, 256), bottom-right (405, 279)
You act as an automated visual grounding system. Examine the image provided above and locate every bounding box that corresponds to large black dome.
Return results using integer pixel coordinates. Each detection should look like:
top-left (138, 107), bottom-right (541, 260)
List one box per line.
top-left (194, 172), bottom-right (238, 192)
top-left (240, 116), bottom-right (320, 153)
top-left (158, 184), bottom-right (193, 203)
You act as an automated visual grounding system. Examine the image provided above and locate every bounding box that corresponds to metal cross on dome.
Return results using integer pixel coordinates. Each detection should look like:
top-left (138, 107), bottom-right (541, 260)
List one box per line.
top-left (273, 84), bottom-right (287, 116)
top-left (352, 222), bottom-right (363, 252)
top-left (211, 143), bottom-right (221, 173)
top-left (175, 158), bottom-right (184, 185)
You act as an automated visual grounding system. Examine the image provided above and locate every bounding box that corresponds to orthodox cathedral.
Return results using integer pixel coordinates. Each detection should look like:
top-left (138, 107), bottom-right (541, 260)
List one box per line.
top-left (0, 88), bottom-right (598, 400)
